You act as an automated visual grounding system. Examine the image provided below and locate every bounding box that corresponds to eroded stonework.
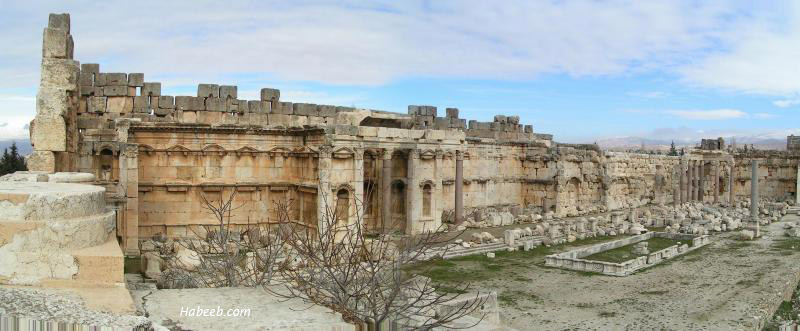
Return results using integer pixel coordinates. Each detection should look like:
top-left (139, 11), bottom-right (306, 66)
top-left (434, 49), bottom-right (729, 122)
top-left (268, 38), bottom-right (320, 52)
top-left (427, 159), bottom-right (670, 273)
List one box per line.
top-left (25, 13), bottom-right (800, 258)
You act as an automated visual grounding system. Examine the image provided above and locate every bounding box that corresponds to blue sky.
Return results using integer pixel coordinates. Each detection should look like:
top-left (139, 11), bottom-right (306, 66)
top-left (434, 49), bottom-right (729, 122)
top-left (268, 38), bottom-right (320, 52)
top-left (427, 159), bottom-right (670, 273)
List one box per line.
top-left (1, 1), bottom-right (800, 143)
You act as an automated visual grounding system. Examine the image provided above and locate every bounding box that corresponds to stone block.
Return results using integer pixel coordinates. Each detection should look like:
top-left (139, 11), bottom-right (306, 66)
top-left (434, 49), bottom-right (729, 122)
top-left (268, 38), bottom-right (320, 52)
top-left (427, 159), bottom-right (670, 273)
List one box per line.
top-left (219, 85), bottom-right (237, 99)
top-left (154, 107), bottom-right (172, 117)
top-left (36, 87), bottom-right (70, 118)
top-left (359, 126), bottom-right (378, 137)
top-left (40, 58), bottom-right (79, 91)
top-left (317, 105), bottom-right (336, 117)
top-left (434, 117), bottom-right (450, 129)
top-left (198, 84), bottom-right (219, 98)
top-left (507, 115), bottom-right (520, 124)
top-left (274, 102), bottom-right (293, 115)
top-left (446, 107), bottom-right (459, 118)
top-left (48, 13), bottom-right (70, 32)
top-left (335, 125), bottom-right (358, 136)
top-left (268, 114), bottom-right (291, 126)
top-left (31, 117), bottom-right (66, 151)
top-left (106, 96), bottom-right (132, 113)
top-left (158, 96), bottom-right (175, 109)
top-left (103, 73), bottom-right (127, 86)
top-left (335, 106), bottom-right (355, 113)
top-left (205, 97), bottom-right (223, 111)
top-left (234, 99), bottom-right (248, 114)
top-left (260, 88), bottom-right (280, 102)
top-left (248, 100), bottom-right (269, 113)
top-left (78, 72), bottom-right (93, 86)
top-left (27, 151), bottom-right (56, 172)
top-left (81, 63), bottom-right (99, 74)
top-left (88, 96), bottom-right (107, 113)
top-left (293, 103), bottom-right (318, 116)
top-left (494, 115), bottom-right (506, 123)
top-left (42, 28), bottom-right (70, 59)
top-left (103, 85), bottom-right (128, 96)
top-left (142, 82), bottom-right (161, 96)
top-left (132, 96), bottom-right (149, 109)
top-left (80, 86), bottom-right (101, 97)
top-left (127, 73), bottom-right (144, 87)
top-left (524, 125), bottom-right (533, 133)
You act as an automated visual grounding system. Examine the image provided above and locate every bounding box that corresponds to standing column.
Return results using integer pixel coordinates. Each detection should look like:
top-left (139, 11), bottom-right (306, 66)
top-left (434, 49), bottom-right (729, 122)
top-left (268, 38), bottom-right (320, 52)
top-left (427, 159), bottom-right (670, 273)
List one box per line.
top-left (455, 150), bottom-right (464, 224)
top-left (680, 161), bottom-right (687, 204)
top-left (713, 161), bottom-right (720, 203)
top-left (317, 146), bottom-right (333, 230)
top-left (728, 162), bottom-right (735, 204)
top-left (353, 148), bottom-right (364, 226)
top-left (693, 161), bottom-right (700, 201)
top-left (406, 149), bottom-right (420, 234)
top-left (673, 165), bottom-right (680, 206)
top-left (699, 162), bottom-right (705, 202)
top-left (381, 149), bottom-right (393, 231)
top-left (687, 160), bottom-right (697, 201)
top-left (751, 160), bottom-right (759, 220)
top-left (796, 164), bottom-right (800, 205)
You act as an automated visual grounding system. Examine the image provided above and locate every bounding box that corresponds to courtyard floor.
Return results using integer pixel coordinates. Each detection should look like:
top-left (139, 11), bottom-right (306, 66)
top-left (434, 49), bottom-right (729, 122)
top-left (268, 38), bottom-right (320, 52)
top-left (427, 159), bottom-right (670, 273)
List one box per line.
top-left (412, 215), bottom-right (800, 330)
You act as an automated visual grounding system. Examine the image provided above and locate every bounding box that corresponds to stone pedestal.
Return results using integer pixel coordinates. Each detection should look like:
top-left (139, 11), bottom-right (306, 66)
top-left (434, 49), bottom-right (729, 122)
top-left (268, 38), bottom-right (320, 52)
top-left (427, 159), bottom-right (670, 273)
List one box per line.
top-left (0, 179), bottom-right (122, 286)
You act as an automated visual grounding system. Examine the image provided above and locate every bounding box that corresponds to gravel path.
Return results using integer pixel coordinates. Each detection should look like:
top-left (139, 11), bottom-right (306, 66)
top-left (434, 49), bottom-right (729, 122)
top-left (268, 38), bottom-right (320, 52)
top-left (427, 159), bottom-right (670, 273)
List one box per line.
top-left (470, 216), bottom-right (800, 330)
top-left (0, 286), bottom-right (149, 329)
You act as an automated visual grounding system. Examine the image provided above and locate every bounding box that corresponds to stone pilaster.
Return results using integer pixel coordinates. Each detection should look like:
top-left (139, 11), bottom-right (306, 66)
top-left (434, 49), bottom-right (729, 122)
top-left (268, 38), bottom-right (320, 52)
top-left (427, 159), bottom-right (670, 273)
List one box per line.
top-left (692, 161), bottom-right (699, 201)
top-left (454, 150), bottom-right (464, 224)
top-left (673, 164), bottom-right (680, 206)
top-left (353, 148), bottom-right (364, 226)
top-left (121, 143), bottom-right (139, 255)
top-left (406, 149), bottom-right (420, 233)
top-left (751, 159), bottom-right (760, 236)
top-left (680, 160), bottom-right (687, 204)
top-left (729, 162), bottom-right (735, 204)
top-left (381, 148), bottom-right (393, 231)
top-left (796, 163), bottom-right (800, 205)
top-left (699, 161), bottom-right (705, 202)
top-left (713, 161), bottom-right (720, 203)
top-left (434, 150), bottom-right (444, 228)
top-left (317, 145), bottom-right (333, 231)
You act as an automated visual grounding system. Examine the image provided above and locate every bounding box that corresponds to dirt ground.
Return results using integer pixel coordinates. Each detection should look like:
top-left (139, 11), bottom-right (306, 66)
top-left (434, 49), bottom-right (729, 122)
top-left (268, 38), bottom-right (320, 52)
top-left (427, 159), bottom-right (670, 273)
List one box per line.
top-left (415, 214), bottom-right (800, 330)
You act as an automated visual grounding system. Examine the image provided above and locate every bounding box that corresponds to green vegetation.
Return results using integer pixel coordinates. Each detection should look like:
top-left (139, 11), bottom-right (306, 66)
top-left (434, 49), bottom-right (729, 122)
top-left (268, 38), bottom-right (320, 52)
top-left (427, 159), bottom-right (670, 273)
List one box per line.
top-left (598, 311), bottom-right (617, 318)
top-left (406, 234), bottom-right (630, 294)
top-left (584, 237), bottom-right (681, 263)
top-left (764, 278), bottom-right (800, 330)
top-left (498, 290), bottom-right (541, 307)
top-left (0, 141), bottom-right (26, 176)
top-left (771, 238), bottom-right (800, 254)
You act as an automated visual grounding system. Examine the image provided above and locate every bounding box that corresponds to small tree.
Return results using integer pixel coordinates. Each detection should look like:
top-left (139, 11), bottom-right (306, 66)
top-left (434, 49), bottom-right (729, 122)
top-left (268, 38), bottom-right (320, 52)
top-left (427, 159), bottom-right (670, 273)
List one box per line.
top-left (0, 142), bottom-right (27, 176)
top-left (267, 189), bottom-right (487, 330)
top-left (668, 141), bottom-right (678, 156)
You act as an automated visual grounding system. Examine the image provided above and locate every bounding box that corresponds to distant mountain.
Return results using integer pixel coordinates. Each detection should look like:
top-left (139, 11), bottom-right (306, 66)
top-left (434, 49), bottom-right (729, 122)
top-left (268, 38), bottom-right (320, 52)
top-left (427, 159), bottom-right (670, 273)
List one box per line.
top-left (594, 135), bottom-right (787, 151)
top-left (0, 139), bottom-right (32, 156)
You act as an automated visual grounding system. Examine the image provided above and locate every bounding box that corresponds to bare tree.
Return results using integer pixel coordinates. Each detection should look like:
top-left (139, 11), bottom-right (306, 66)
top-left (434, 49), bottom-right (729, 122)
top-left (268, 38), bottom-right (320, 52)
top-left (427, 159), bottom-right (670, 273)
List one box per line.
top-left (266, 188), bottom-right (487, 330)
top-left (161, 190), bottom-right (289, 288)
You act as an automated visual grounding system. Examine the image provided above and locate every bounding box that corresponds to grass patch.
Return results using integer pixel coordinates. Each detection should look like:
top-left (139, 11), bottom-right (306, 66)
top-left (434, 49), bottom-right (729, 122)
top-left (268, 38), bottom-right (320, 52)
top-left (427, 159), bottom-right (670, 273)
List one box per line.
top-left (498, 290), bottom-right (541, 307)
top-left (584, 237), bottom-right (681, 263)
top-left (771, 238), bottom-right (800, 253)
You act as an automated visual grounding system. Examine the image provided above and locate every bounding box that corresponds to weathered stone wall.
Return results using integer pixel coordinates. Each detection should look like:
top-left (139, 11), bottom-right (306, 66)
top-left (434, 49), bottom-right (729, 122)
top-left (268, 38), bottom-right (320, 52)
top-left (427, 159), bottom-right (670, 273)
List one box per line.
top-left (31, 13), bottom-right (800, 256)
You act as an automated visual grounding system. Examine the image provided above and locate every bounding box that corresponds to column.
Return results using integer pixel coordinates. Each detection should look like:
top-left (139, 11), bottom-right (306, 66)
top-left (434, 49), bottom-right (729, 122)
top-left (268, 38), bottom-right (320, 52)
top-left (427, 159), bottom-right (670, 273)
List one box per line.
top-left (673, 165), bottom-right (680, 206)
top-left (686, 160), bottom-right (697, 201)
top-left (713, 161), bottom-right (720, 203)
top-left (699, 161), bottom-right (705, 202)
top-left (455, 150), bottom-right (464, 224)
top-left (751, 160), bottom-right (759, 220)
top-left (121, 144), bottom-right (139, 255)
top-left (796, 164), bottom-right (800, 205)
top-left (317, 145), bottom-right (333, 230)
top-left (693, 161), bottom-right (700, 201)
top-left (353, 148), bottom-right (364, 226)
top-left (728, 162), bottom-right (735, 204)
top-left (407, 149), bottom-right (420, 234)
top-left (680, 161), bottom-right (687, 204)
top-left (434, 150), bottom-right (444, 227)
top-left (381, 149), bottom-right (393, 231)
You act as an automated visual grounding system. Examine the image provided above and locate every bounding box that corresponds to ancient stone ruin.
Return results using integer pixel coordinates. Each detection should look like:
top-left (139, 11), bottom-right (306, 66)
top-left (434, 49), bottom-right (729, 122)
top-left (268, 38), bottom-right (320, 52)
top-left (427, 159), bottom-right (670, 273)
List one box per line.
top-left (5, 11), bottom-right (800, 330)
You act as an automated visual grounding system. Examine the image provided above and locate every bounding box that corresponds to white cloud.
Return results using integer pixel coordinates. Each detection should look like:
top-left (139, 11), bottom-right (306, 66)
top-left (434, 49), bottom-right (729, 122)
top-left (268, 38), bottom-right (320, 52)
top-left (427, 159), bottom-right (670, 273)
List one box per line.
top-left (754, 112), bottom-right (777, 119)
top-left (773, 97), bottom-right (800, 108)
top-left (627, 91), bottom-right (670, 98)
top-left (0, 1), bottom-right (761, 88)
top-left (680, 3), bottom-right (800, 95)
top-left (666, 109), bottom-right (747, 120)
